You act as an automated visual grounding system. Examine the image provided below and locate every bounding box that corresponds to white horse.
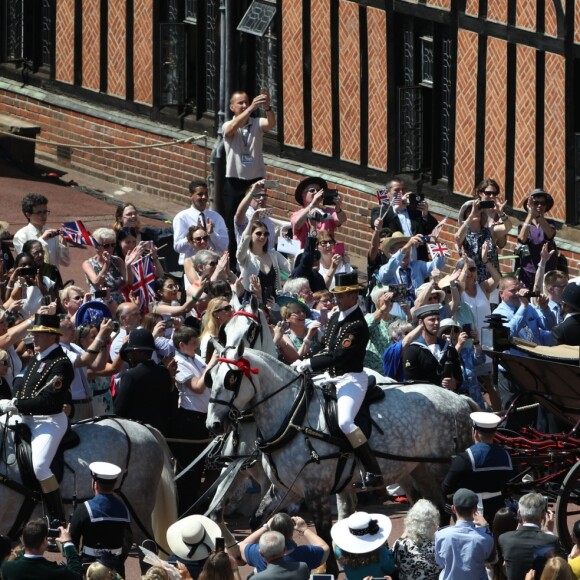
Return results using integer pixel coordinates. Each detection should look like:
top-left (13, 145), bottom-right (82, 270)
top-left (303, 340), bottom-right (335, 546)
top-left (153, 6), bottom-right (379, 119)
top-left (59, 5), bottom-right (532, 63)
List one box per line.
top-left (207, 345), bottom-right (477, 575)
top-left (0, 416), bottom-right (177, 554)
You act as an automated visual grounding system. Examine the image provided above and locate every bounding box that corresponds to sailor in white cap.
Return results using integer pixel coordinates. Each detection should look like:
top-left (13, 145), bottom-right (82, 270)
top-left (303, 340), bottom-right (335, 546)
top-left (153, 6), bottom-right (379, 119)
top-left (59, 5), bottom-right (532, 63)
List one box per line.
top-left (402, 305), bottom-right (463, 390)
top-left (70, 461), bottom-right (132, 576)
top-left (442, 411), bottom-right (513, 525)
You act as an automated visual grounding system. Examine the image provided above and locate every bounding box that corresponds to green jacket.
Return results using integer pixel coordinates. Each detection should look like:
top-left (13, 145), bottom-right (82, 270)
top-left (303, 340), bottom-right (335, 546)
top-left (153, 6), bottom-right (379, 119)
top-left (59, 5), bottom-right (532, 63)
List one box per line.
top-left (1, 544), bottom-right (83, 580)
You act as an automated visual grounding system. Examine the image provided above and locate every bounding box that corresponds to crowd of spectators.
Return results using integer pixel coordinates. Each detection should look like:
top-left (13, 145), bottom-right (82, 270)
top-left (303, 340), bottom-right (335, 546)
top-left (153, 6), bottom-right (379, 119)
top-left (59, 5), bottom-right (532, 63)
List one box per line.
top-left (1, 153), bottom-right (580, 579)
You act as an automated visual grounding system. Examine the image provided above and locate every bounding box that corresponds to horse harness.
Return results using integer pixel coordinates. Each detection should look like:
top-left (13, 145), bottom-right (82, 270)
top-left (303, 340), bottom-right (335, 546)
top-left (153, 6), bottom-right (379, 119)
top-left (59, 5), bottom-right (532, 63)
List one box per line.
top-left (0, 416), bottom-right (150, 542)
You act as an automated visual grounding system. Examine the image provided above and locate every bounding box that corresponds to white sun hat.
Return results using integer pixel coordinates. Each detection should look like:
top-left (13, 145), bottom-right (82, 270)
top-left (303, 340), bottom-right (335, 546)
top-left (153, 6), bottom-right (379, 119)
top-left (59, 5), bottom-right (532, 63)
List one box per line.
top-left (331, 511), bottom-right (392, 554)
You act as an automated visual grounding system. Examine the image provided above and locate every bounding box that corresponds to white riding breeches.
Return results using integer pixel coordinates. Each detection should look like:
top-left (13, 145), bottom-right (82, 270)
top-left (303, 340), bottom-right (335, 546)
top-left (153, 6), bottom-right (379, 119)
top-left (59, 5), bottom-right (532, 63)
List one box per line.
top-left (336, 372), bottom-right (368, 436)
top-left (10, 412), bottom-right (68, 481)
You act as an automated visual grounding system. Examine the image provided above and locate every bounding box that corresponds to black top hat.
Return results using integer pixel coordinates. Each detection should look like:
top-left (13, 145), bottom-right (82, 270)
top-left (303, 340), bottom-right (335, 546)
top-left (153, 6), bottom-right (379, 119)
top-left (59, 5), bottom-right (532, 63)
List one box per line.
top-left (523, 188), bottom-right (554, 213)
top-left (294, 176), bottom-right (328, 206)
top-left (331, 272), bottom-right (362, 294)
top-left (562, 281), bottom-right (580, 312)
top-left (29, 314), bottom-right (63, 334)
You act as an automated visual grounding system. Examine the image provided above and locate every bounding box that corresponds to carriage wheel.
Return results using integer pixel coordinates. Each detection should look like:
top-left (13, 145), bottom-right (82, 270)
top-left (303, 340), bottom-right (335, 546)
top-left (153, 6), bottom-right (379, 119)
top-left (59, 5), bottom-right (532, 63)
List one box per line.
top-left (555, 460), bottom-right (580, 551)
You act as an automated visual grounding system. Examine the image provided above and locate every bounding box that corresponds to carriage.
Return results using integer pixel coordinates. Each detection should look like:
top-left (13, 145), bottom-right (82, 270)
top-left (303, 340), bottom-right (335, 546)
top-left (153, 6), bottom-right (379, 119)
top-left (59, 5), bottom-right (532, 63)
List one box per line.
top-left (486, 340), bottom-right (580, 550)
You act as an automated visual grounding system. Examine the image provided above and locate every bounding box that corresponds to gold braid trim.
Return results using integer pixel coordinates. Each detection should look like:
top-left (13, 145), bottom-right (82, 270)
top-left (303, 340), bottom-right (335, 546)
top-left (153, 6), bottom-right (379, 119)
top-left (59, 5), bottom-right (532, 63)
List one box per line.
top-left (16, 356), bottom-right (70, 400)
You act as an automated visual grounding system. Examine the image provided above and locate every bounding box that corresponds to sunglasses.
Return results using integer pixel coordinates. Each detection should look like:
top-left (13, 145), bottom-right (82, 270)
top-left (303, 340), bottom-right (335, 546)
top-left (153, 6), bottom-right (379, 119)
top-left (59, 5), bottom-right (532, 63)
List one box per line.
top-left (71, 295), bottom-right (83, 301)
top-left (205, 261), bottom-right (218, 267)
top-left (254, 232), bottom-right (269, 238)
top-left (101, 243), bottom-right (115, 249)
top-left (193, 235), bottom-right (209, 242)
top-left (253, 194), bottom-right (268, 200)
top-left (532, 199), bottom-right (547, 206)
top-left (214, 305), bottom-right (233, 314)
top-left (319, 240), bottom-right (335, 246)
top-left (481, 190), bottom-right (499, 196)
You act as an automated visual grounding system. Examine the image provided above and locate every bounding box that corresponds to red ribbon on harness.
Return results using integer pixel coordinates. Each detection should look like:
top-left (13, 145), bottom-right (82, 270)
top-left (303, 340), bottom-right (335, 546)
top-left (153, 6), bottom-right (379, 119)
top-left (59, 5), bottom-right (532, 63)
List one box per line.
top-left (216, 356), bottom-right (259, 377)
top-left (231, 311), bottom-right (260, 323)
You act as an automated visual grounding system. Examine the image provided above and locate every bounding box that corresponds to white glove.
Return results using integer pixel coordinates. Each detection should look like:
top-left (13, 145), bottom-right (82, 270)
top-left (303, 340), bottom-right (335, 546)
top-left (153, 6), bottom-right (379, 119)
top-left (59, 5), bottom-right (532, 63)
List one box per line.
top-left (291, 359), bottom-right (312, 373)
top-left (0, 398), bottom-right (17, 414)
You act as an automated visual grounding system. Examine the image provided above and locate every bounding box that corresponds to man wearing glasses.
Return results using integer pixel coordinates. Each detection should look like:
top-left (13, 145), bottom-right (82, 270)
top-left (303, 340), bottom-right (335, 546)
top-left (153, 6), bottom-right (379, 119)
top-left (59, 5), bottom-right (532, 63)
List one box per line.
top-left (234, 179), bottom-right (276, 251)
top-left (13, 192), bottom-right (71, 268)
top-left (370, 179), bottom-right (438, 262)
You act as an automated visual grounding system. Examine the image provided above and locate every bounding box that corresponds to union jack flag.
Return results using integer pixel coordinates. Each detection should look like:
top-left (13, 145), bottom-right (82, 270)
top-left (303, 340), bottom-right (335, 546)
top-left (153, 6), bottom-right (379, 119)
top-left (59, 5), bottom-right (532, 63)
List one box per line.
top-left (429, 241), bottom-right (451, 259)
top-left (61, 220), bottom-right (98, 247)
top-left (131, 255), bottom-right (156, 312)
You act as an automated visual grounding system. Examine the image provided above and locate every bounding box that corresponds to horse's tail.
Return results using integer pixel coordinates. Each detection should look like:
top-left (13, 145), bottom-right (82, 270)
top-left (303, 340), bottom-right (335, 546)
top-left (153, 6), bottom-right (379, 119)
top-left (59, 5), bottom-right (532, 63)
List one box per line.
top-left (146, 425), bottom-right (178, 557)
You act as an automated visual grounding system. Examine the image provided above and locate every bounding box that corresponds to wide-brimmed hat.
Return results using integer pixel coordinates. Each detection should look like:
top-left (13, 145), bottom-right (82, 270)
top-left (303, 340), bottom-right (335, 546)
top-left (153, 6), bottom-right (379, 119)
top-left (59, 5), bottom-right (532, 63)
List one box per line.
top-left (75, 301), bottom-right (113, 328)
top-left (416, 283), bottom-right (445, 304)
top-left (166, 515), bottom-right (221, 561)
top-left (331, 511), bottom-right (392, 554)
top-left (294, 176), bottom-right (328, 206)
top-left (437, 317), bottom-right (461, 337)
top-left (381, 231), bottom-right (410, 255)
top-left (331, 272), bottom-right (363, 294)
top-left (29, 314), bottom-right (63, 335)
top-left (523, 188), bottom-right (554, 213)
top-left (276, 294), bottom-right (313, 318)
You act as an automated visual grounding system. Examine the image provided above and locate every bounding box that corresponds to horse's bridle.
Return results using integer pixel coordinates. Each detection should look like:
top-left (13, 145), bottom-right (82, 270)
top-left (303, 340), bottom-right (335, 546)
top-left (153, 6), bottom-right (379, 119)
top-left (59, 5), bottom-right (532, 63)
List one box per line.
top-left (230, 310), bottom-right (262, 348)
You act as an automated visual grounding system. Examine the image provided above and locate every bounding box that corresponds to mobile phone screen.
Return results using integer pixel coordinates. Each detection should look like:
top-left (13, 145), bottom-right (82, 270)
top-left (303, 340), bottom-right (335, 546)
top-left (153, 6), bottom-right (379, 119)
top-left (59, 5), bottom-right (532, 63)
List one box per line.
top-left (332, 242), bottom-right (345, 256)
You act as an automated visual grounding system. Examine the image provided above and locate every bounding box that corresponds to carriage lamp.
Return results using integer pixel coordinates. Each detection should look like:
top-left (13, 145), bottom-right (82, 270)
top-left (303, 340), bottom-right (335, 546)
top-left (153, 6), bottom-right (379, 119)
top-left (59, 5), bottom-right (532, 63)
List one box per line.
top-left (481, 314), bottom-right (511, 352)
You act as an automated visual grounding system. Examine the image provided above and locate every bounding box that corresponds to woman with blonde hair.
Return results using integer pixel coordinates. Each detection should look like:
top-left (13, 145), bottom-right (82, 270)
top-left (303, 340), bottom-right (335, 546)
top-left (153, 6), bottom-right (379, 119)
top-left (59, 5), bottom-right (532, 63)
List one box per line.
top-left (86, 560), bottom-right (122, 579)
top-left (199, 297), bottom-right (233, 363)
top-left (392, 499), bottom-right (441, 579)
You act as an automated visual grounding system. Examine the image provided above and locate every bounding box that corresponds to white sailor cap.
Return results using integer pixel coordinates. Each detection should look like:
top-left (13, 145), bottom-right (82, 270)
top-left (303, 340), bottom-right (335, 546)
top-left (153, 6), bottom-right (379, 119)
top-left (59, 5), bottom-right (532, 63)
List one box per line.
top-left (89, 461), bottom-right (122, 483)
top-left (414, 304), bottom-right (442, 321)
top-left (470, 411), bottom-right (501, 432)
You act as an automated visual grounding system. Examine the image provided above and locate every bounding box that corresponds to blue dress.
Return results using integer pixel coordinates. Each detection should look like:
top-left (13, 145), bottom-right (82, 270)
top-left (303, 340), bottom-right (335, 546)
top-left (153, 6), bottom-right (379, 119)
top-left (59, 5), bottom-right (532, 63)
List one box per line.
top-left (335, 545), bottom-right (395, 580)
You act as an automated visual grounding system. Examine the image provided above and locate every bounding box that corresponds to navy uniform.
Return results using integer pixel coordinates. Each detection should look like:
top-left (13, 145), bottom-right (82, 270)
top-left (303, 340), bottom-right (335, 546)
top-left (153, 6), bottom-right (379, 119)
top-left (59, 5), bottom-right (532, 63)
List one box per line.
top-left (70, 462), bottom-right (132, 576)
top-left (0, 314), bottom-right (74, 523)
top-left (293, 272), bottom-right (383, 489)
top-left (442, 412), bottom-right (513, 524)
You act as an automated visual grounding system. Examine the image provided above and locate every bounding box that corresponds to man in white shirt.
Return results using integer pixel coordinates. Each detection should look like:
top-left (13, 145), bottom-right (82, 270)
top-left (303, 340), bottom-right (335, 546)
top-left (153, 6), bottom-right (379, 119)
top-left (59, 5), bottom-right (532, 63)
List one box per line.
top-left (13, 192), bottom-right (71, 268)
top-left (172, 180), bottom-right (228, 266)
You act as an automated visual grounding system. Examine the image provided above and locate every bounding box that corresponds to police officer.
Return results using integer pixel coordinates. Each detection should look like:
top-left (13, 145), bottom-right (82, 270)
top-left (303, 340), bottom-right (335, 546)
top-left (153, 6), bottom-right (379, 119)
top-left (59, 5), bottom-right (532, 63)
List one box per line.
top-left (0, 313), bottom-right (74, 524)
top-left (70, 461), bottom-right (132, 576)
top-left (442, 411), bottom-right (513, 525)
top-left (292, 272), bottom-right (383, 489)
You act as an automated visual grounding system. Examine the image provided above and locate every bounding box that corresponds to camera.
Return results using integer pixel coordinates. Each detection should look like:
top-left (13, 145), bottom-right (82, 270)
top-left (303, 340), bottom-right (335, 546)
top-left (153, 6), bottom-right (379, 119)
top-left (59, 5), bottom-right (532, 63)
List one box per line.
top-left (94, 289), bottom-right (108, 299)
top-left (112, 321), bottom-right (120, 333)
top-left (264, 179), bottom-right (278, 189)
top-left (322, 189), bottom-right (339, 205)
top-left (47, 519), bottom-right (61, 538)
top-left (479, 200), bottom-right (495, 209)
top-left (308, 209), bottom-right (331, 222)
top-left (421, 235), bottom-right (431, 244)
top-left (522, 291), bottom-right (540, 299)
top-left (387, 284), bottom-right (408, 303)
top-left (19, 267), bottom-right (36, 277)
top-left (514, 243), bottom-right (531, 260)
top-left (462, 323), bottom-right (472, 333)
top-left (408, 193), bottom-right (424, 205)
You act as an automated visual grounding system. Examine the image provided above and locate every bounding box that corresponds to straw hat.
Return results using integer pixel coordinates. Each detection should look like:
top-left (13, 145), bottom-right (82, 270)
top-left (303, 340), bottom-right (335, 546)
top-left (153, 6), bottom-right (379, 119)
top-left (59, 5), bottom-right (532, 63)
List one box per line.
top-left (331, 512), bottom-right (392, 554)
top-left (381, 231), bottom-right (410, 255)
top-left (416, 282), bottom-right (445, 304)
top-left (166, 515), bottom-right (221, 561)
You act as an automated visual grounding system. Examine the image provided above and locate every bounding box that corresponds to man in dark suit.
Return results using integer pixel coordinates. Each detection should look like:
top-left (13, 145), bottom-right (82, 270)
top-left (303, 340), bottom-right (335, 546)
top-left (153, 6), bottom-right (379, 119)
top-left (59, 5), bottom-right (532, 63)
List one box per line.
top-left (499, 492), bottom-right (565, 580)
top-left (552, 279), bottom-right (580, 346)
top-left (370, 179), bottom-right (438, 262)
top-left (0, 313), bottom-right (74, 524)
top-left (113, 328), bottom-right (174, 435)
top-left (253, 531), bottom-right (309, 580)
top-left (292, 272), bottom-right (383, 489)
top-left (1, 518), bottom-right (82, 579)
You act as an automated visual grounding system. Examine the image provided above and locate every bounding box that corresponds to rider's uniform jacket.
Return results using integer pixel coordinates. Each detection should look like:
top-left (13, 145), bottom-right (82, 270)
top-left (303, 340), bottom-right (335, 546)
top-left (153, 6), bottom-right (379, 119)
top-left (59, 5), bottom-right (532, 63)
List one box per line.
top-left (309, 306), bottom-right (369, 376)
top-left (70, 493), bottom-right (132, 558)
top-left (14, 344), bottom-right (74, 415)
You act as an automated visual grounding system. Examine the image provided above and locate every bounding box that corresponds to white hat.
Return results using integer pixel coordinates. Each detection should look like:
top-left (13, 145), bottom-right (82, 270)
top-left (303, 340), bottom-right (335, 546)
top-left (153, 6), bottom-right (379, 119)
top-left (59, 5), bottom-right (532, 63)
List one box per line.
top-left (331, 512), bottom-right (392, 554)
top-left (89, 462), bottom-right (122, 483)
top-left (470, 411), bottom-right (501, 432)
top-left (416, 283), bottom-right (445, 304)
top-left (438, 318), bottom-right (461, 337)
top-left (166, 515), bottom-right (221, 561)
top-left (413, 304), bottom-right (442, 321)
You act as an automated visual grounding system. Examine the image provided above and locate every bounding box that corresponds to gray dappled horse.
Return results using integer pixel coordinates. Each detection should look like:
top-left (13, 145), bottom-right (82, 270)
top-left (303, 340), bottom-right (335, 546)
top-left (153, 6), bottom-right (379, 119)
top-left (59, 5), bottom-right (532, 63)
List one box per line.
top-left (204, 298), bottom-right (273, 554)
top-left (0, 416), bottom-right (177, 554)
top-left (207, 344), bottom-right (477, 575)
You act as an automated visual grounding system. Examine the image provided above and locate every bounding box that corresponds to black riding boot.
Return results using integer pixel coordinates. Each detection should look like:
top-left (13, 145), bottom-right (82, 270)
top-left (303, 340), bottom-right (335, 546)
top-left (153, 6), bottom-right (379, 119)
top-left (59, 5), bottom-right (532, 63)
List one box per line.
top-left (347, 428), bottom-right (384, 490)
top-left (40, 475), bottom-right (66, 524)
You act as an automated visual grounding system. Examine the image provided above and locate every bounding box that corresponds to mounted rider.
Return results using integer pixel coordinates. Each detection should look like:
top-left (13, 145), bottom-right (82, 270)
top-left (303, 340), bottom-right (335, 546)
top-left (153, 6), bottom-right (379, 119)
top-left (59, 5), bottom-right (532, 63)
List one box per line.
top-left (0, 313), bottom-right (74, 525)
top-left (292, 272), bottom-right (384, 489)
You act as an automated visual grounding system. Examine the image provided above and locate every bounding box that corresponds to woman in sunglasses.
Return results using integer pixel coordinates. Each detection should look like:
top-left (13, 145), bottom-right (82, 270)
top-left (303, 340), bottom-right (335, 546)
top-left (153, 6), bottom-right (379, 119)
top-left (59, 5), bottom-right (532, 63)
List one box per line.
top-left (317, 231), bottom-right (353, 290)
top-left (151, 274), bottom-right (203, 320)
top-left (517, 189), bottom-right (558, 289)
top-left (237, 210), bottom-right (289, 303)
top-left (82, 228), bottom-right (134, 314)
top-left (199, 297), bottom-right (234, 363)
